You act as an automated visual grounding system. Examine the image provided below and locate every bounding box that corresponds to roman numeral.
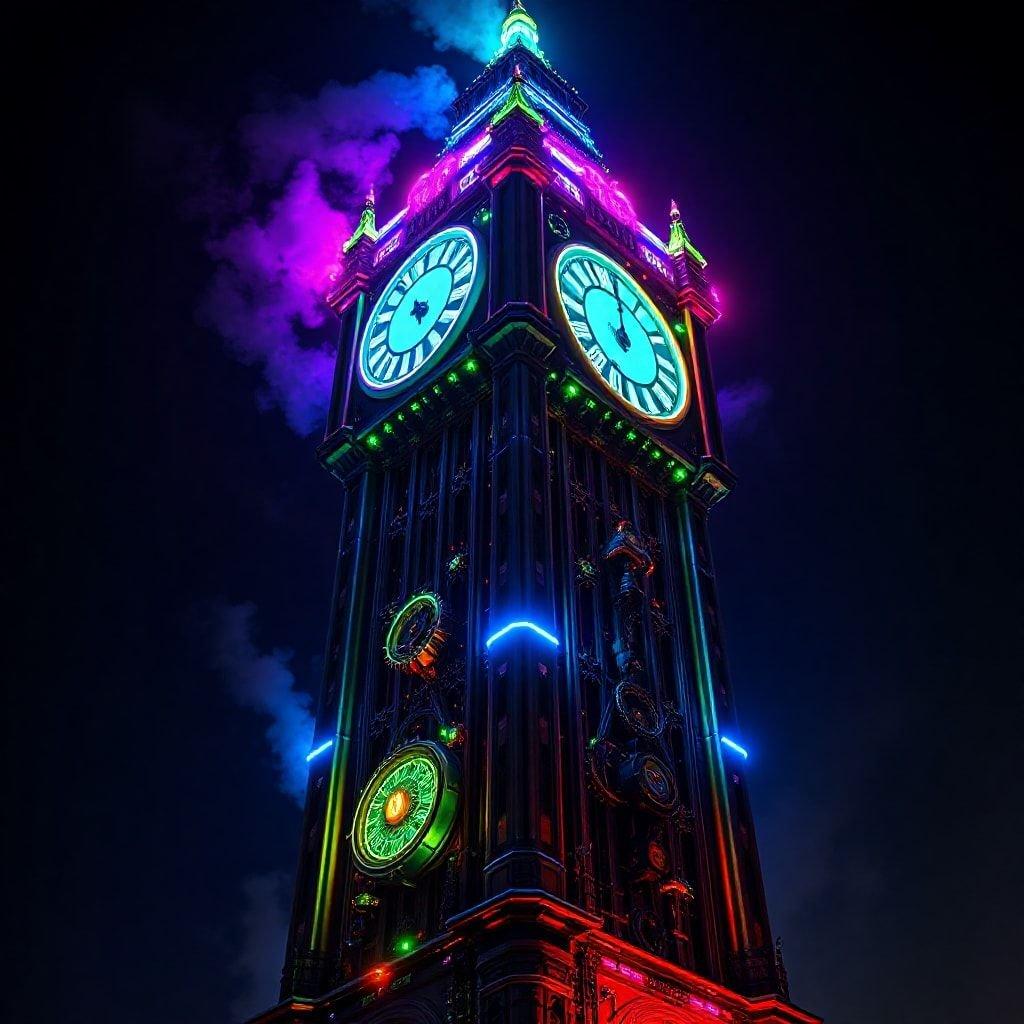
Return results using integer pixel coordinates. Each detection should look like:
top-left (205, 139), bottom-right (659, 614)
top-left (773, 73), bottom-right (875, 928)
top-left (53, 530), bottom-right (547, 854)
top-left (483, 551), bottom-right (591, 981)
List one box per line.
top-left (560, 270), bottom-right (584, 299)
top-left (609, 365), bottom-right (623, 395)
top-left (569, 318), bottom-right (593, 341)
top-left (449, 282), bottom-right (470, 303)
top-left (586, 343), bottom-right (607, 371)
top-left (369, 346), bottom-right (389, 372)
top-left (652, 382), bottom-right (672, 409)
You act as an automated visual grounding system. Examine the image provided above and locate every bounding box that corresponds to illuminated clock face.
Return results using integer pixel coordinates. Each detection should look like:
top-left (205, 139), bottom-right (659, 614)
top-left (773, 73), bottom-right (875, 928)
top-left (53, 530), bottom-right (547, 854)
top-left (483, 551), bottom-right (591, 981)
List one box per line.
top-left (358, 225), bottom-right (484, 393)
top-left (351, 742), bottom-right (460, 879)
top-left (553, 244), bottom-right (689, 425)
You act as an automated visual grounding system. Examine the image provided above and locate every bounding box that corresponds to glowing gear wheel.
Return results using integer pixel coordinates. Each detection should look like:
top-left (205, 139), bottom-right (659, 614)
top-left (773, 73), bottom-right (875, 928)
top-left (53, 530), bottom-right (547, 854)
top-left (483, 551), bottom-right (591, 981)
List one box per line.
top-left (384, 593), bottom-right (447, 677)
top-left (351, 741), bottom-right (460, 880)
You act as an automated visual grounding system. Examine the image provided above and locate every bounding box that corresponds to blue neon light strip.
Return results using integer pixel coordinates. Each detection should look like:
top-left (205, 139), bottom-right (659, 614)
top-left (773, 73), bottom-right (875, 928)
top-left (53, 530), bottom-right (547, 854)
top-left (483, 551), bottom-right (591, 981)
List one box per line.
top-left (485, 621), bottom-right (560, 649)
top-left (720, 736), bottom-right (749, 759)
top-left (306, 739), bottom-right (334, 763)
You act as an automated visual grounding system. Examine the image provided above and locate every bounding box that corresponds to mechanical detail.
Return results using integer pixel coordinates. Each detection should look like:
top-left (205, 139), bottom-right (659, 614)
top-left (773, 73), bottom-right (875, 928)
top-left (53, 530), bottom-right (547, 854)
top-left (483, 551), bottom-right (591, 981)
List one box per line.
top-left (614, 681), bottom-right (664, 737)
top-left (384, 593), bottom-right (447, 677)
top-left (351, 741), bottom-right (461, 880)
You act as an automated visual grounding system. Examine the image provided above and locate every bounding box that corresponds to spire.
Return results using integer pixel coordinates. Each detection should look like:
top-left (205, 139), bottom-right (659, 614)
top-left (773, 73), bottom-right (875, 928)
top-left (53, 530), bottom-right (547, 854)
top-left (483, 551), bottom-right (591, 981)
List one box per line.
top-left (342, 186), bottom-right (379, 254)
top-left (667, 199), bottom-right (707, 266)
top-left (497, 0), bottom-right (543, 59)
top-left (491, 63), bottom-right (545, 129)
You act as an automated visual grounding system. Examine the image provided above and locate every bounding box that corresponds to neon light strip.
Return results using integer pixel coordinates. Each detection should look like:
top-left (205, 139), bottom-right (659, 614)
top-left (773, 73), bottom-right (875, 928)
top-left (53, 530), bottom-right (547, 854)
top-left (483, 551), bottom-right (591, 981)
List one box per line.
top-left (523, 82), bottom-right (591, 140)
top-left (638, 222), bottom-right (669, 252)
top-left (544, 141), bottom-right (584, 175)
top-left (446, 89), bottom-right (507, 147)
top-left (720, 736), bottom-right (749, 759)
top-left (376, 207), bottom-right (408, 239)
top-left (485, 621), bottom-right (559, 649)
top-left (306, 739), bottom-right (334, 762)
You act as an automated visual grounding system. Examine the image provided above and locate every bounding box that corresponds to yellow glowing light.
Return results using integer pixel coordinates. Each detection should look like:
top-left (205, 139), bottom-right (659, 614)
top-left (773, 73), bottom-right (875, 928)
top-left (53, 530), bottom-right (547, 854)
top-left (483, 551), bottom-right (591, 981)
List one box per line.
top-left (384, 788), bottom-right (412, 826)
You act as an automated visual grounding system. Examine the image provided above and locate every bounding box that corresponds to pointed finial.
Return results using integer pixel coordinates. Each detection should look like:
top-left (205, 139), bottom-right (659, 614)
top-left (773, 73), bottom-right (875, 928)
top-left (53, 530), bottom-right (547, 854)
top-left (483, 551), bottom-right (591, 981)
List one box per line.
top-left (498, 0), bottom-right (542, 58)
top-left (513, 63), bottom-right (524, 82)
top-left (667, 199), bottom-right (707, 266)
top-left (667, 199), bottom-right (689, 256)
top-left (342, 186), bottom-right (380, 254)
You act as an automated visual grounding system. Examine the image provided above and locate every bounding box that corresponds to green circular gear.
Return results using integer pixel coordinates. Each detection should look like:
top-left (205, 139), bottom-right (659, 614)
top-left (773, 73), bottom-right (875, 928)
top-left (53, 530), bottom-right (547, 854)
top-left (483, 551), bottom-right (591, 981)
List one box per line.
top-left (384, 593), bottom-right (443, 672)
top-left (351, 741), bottom-right (460, 880)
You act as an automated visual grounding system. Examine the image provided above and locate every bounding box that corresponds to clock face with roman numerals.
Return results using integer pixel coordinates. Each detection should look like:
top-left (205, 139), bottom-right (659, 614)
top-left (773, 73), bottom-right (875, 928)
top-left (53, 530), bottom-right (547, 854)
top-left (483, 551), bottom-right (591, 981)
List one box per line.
top-left (553, 244), bottom-right (690, 425)
top-left (358, 225), bottom-right (484, 393)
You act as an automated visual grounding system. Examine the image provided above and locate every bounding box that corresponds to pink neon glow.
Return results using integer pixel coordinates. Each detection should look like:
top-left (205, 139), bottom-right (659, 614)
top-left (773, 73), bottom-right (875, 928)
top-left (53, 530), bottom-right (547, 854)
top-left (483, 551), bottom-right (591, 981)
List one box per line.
top-left (407, 133), bottom-right (493, 214)
top-left (689, 997), bottom-right (725, 1018)
top-left (618, 964), bottom-right (646, 983)
top-left (543, 137), bottom-right (637, 227)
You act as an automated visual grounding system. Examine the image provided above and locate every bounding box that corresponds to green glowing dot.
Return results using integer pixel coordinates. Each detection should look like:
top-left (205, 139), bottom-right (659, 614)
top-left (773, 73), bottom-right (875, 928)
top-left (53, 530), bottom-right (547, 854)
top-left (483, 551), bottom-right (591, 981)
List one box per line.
top-left (641, 439), bottom-right (651, 451)
top-left (446, 372), bottom-right (458, 385)
top-left (602, 411), bottom-right (612, 420)
top-left (564, 383), bottom-right (580, 398)
top-left (588, 736), bottom-right (598, 748)
top-left (585, 399), bottom-right (597, 410)
top-left (353, 892), bottom-right (379, 910)
top-left (674, 322), bottom-right (686, 335)
top-left (548, 371), bottom-right (558, 381)
top-left (383, 423), bottom-right (394, 435)
top-left (651, 450), bottom-right (662, 460)
top-left (673, 467), bottom-right (689, 483)
top-left (366, 434), bottom-right (381, 449)
top-left (393, 934), bottom-right (419, 956)
top-left (396, 412), bottom-right (406, 422)
top-left (464, 358), bottom-right (479, 373)
top-left (438, 724), bottom-right (458, 745)
top-left (614, 420), bottom-right (624, 431)
top-left (410, 402), bottom-right (421, 413)
top-left (625, 431), bottom-right (637, 442)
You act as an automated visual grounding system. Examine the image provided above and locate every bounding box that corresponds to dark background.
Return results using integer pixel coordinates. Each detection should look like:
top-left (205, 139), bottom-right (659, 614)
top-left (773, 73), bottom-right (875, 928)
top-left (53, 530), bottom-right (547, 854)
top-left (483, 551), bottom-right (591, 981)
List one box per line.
top-left (8, 2), bottom-right (1020, 1023)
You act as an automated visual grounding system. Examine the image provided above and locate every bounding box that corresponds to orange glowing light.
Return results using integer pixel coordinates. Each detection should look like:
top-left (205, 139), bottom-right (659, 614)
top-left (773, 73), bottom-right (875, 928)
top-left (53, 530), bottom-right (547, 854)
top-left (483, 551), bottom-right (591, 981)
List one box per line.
top-left (384, 788), bottom-right (412, 825)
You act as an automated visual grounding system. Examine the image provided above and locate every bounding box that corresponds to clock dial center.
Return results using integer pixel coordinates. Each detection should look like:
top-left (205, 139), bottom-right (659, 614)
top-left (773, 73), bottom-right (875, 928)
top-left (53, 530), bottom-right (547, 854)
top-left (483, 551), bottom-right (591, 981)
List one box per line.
top-left (389, 266), bottom-right (453, 353)
top-left (584, 287), bottom-right (657, 385)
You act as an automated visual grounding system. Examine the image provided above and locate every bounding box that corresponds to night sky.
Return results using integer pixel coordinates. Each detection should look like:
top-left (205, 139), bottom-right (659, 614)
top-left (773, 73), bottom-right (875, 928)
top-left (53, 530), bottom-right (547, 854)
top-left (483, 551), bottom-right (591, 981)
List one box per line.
top-left (8, 2), bottom-right (1020, 1023)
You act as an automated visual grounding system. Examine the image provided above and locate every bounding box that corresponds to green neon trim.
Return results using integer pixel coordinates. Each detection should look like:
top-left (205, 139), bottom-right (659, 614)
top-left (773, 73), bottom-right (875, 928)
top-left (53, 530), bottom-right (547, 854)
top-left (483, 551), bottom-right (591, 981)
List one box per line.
top-left (311, 476), bottom-right (376, 950)
top-left (342, 189), bottom-right (379, 253)
top-left (679, 502), bottom-right (749, 947)
top-left (497, 1), bottom-right (543, 58)
top-left (491, 79), bottom-right (545, 129)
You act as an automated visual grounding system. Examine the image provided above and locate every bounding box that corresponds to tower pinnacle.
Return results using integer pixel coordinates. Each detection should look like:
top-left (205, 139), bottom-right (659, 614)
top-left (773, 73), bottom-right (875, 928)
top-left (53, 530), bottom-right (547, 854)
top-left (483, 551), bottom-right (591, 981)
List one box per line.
top-left (668, 199), bottom-right (707, 266)
top-left (342, 185), bottom-right (379, 254)
top-left (498, 0), bottom-right (543, 59)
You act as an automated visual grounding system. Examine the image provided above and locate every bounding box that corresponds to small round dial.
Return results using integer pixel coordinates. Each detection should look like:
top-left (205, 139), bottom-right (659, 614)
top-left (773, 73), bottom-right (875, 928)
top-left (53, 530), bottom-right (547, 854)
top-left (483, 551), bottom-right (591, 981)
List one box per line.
top-left (553, 244), bottom-right (690, 425)
top-left (351, 741), bottom-right (460, 880)
top-left (614, 682), bottom-right (664, 738)
top-left (358, 225), bottom-right (484, 394)
top-left (384, 593), bottom-right (446, 677)
top-left (619, 751), bottom-right (679, 816)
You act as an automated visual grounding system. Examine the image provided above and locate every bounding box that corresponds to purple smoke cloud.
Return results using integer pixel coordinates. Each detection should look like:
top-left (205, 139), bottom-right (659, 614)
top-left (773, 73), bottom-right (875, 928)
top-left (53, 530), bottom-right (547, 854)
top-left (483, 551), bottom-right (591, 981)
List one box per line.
top-left (209, 601), bottom-right (314, 805)
top-left (717, 379), bottom-right (773, 436)
top-left (363, 0), bottom-right (503, 62)
top-left (197, 65), bottom-right (457, 435)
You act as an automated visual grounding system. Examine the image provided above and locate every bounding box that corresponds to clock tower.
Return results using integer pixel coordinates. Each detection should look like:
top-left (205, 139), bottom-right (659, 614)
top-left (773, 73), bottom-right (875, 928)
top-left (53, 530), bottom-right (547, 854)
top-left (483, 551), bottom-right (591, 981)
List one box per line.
top-left (256, 5), bottom-right (821, 1024)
